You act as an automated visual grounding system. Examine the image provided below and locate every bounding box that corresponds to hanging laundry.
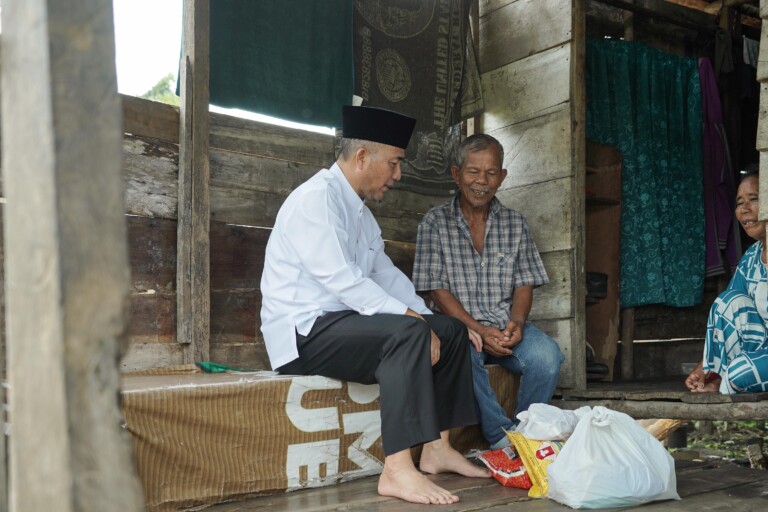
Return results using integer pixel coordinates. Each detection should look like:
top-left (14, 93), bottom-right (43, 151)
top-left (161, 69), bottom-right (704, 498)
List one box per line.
top-left (353, 0), bottom-right (483, 195)
top-left (699, 57), bottom-right (740, 278)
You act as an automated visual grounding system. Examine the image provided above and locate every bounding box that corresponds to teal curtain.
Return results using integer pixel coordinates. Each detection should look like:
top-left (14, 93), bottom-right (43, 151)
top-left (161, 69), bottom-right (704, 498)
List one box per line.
top-left (586, 39), bottom-right (704, 308)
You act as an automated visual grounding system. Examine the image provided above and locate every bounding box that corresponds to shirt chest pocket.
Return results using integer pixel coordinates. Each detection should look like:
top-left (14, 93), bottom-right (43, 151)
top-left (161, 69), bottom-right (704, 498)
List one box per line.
top-left (489, 252), bottom-right (515, 288)
top-left (356, 236), bottom-right (383, 276)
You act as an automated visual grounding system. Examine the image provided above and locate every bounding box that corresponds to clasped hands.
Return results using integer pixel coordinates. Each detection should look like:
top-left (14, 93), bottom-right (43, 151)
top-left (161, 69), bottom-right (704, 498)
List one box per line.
top-left (468, 321), bottom-right (523, 357)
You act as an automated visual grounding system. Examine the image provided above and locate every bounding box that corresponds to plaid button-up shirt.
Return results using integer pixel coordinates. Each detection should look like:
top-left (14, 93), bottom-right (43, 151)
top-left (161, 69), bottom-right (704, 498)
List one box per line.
top-left (413, 194), bottom-right (548, 329)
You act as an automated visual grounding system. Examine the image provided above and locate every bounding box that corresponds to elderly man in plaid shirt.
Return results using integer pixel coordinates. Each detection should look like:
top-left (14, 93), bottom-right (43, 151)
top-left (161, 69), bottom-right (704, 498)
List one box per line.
top-left (413, 133), bottom-right (565, 450)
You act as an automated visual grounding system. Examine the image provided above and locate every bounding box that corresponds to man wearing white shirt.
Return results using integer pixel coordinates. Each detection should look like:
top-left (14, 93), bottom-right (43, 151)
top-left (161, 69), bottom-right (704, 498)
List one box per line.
top-left (261, 106), bottom-right (489, 505)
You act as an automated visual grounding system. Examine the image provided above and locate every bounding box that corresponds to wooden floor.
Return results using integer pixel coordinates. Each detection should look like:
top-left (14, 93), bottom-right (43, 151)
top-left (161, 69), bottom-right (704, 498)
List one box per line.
top-left (207, 460), bottom-right (768, 512)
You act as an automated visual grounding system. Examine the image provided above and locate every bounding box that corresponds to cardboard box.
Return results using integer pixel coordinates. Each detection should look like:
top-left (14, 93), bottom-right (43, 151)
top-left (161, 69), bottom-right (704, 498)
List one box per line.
top-left (122, 365), bottom-right (518, 511)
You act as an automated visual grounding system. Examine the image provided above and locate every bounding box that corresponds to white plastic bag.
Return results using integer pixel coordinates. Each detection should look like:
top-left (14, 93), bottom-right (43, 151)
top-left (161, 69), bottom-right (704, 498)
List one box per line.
top-left (515, 403), bottom-right (591, 441)
top-left (546, 406), bottom-right (680, 509)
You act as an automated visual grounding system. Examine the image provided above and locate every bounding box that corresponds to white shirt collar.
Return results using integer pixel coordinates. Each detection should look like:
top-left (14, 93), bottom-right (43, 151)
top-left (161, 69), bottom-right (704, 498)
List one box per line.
top-left (329, 163), bottom-right (365, 214)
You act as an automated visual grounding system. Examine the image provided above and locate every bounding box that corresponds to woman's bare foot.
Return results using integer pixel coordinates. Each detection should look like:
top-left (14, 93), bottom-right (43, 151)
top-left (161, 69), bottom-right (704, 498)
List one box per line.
top-left (419, 431), bottom-right (491, 479)
top-left (685, 362), bottom-right (720, 393)
top-left (378, 449), bottom-right (459, 505)
top-left (690, 378), bottom-right (720, 393)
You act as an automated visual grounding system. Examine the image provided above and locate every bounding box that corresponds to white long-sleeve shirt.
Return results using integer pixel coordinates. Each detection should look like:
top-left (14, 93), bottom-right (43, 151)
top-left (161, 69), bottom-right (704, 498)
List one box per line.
top-left (260, 164), bottom-right (431, 369)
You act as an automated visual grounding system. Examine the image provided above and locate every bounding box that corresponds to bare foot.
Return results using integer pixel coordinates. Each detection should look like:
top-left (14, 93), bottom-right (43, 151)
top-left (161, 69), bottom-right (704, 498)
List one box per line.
top-left (690, 378), bottom-right (720, 393)
top-left (378, 450), bottom-right (460, 505)
top-left (686, 363), bottom-right (721, 393)
top-left (419, 431), bottom-right (491, 479)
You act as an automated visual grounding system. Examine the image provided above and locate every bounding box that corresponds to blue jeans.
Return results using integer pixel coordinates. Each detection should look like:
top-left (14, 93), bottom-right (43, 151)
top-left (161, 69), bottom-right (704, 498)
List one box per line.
top-left (470, 322), bottom-right (564, 446)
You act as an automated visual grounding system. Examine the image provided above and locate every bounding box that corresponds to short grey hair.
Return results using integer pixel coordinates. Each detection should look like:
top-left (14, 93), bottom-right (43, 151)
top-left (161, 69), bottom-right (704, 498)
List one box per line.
top-left (452, 133), bottom-right (504, 169)
top-left (338, 138), bottom-right (380, 160)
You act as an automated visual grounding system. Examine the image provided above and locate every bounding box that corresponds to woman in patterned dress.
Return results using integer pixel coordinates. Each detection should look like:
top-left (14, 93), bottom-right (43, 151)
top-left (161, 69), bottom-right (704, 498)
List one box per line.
top-left (685, 170), bottom-right (768, 394)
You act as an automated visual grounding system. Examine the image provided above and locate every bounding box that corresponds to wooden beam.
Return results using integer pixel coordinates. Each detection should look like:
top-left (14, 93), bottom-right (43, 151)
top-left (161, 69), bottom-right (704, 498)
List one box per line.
top-left (593, 0), bottom-right (718, 33)
top-left (572, 0), bottom-right (588, 391)
top-left (468, 0), bottom-right (479, 135)
top-left (553, 397), bottom-right (768, 420)
top-left (0, 1), bottom-right (143, 510)
top-left (621, 308), bottom-right (635, 379)
top-left (178, 0), bottom-right (211, 363)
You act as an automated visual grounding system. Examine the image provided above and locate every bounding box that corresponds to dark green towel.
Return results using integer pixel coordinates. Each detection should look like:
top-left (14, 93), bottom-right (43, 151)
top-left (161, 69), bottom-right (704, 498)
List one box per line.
top-left (209, 0), bottom-right (354, 127)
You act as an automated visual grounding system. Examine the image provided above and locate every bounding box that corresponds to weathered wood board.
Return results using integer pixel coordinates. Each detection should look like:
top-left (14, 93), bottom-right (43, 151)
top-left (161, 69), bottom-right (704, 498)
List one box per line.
top-left (495, 178), bottom-right (574, 254)
top-left (491, 105), bottom-right (573, 190)
top-left (531, 249), bottom-right (574, 321)
top-left (123, 132), bottom-right (450, 244)
top-left (122, 342), bottom-right (185, 373)
top-left (479, 0), bottom-right (516, 19)
top-left (123, 94), bottom-right (334, 167)
top-left (479, 0), bottom-right (572, 73)
top-left (535, 317), bottom-right (576, 389)
top-left (1, 0), bottom-right (144, 508)
top-left (480, 43), bottom-right (571, 133)
top-left (123, 136), bottom-right (179, 218)
top-left (122, 212), bottom-right (423, 371)
top-left (758, 19), bottom-right (768, 82)
top-left (762, 151), bottom-right (768, 221)
top-left (756, 82), bottom-right (768, 152)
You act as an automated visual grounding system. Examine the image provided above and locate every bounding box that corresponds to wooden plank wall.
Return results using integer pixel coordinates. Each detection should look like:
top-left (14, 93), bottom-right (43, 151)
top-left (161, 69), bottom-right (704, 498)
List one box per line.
top-left (121, 96), bottom-right (335, 371)
top-left (2, 7), bottom-right (588, 387)
top-left (478, 0), bottom-right (585, 388)
top-left (0, 94), bottom-right (478, 373)
top-left (120, 96), bottom-right (439, 371)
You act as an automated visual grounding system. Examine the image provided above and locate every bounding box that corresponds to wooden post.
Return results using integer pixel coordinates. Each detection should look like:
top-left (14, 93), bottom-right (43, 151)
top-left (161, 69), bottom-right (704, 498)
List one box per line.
top-left (0, 1), bottom-right (143, 511)
top-left (0, 30), bottom-right (6, 512)
top-left (619, 3), bottom-right (635, 382)
top-left (572, 0), bottom-right (588, 391)
top-left (178, 0), bottom-right (211, 363)
top-left (467, 0), bottom-right (480, 136)
top-left (757, 2), bottom-right (768, 221)
top-left (621, 308), bottom-right (635, 380)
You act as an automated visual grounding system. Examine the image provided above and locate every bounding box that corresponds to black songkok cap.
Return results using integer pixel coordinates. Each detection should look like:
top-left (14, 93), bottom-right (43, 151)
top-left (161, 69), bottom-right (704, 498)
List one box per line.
top-left (342, 106), bottom-right (416, 150)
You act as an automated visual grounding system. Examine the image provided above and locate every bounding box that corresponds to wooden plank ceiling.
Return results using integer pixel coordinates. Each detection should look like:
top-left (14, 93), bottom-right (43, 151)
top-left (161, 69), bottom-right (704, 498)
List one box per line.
top-left (597, 0), bottom-right (762, 29)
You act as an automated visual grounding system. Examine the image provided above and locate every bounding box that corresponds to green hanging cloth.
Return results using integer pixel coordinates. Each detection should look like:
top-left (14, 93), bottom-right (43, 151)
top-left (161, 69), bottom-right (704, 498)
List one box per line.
top-left (586, 38), bottom-right (704, 308)
top-left (208, 0), bottom-right (354, 127)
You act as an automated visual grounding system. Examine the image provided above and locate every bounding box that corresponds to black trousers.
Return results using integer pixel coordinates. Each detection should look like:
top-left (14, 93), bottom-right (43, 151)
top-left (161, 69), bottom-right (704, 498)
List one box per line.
top-left (277, 311), bottom-right (478, 455)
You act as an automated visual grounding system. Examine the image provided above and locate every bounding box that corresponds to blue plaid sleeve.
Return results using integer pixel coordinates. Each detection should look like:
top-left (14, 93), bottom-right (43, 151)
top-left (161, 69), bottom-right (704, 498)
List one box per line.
top-left (413, 213), bottom-right (450, 292)
top-left (512, 219), bottom-right (549, 288)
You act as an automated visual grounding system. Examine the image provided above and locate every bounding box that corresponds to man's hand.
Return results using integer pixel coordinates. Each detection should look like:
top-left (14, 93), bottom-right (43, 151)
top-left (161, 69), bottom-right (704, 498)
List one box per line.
top-left (467, 328), bottom-right (483, 352)
top-left (476, 325), bottom-right (513, 358)
top-left (501, 320), bottom-right (525, 348)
